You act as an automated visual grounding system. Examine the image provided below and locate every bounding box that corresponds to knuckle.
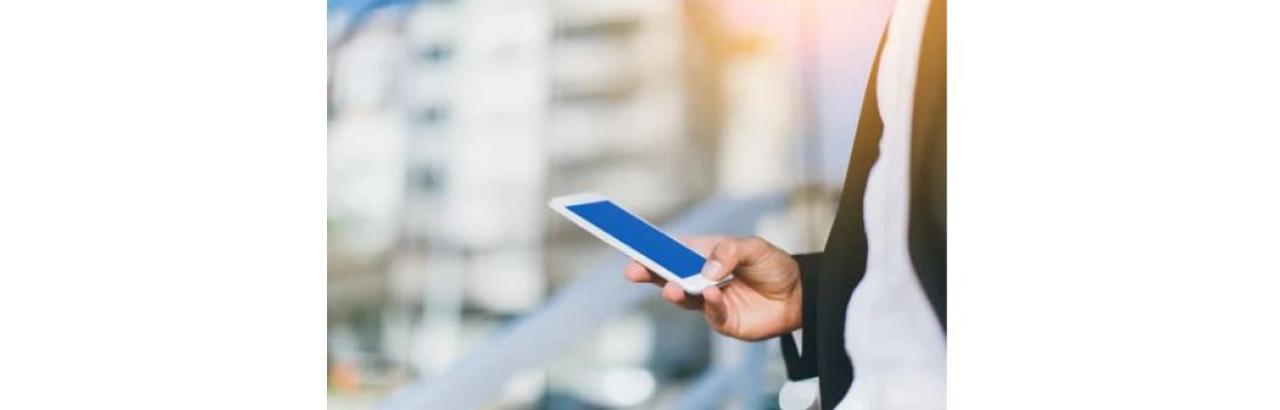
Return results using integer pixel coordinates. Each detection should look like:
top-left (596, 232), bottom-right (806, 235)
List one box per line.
top-left (742, 237), bottom-right (774, 258)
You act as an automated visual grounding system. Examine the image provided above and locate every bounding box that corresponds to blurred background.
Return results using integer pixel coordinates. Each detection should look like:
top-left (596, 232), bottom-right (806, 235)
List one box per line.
top-left (328, 0), bottom-right (891, 408)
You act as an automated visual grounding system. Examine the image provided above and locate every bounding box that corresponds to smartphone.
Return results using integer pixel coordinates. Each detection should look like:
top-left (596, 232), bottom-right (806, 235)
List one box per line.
top-left (549, 193), bottom-right (732, 294)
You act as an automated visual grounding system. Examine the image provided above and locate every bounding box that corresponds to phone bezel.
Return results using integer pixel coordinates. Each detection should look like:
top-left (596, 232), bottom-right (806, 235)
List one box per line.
top-left (548, 192), bottom-right (730, 294)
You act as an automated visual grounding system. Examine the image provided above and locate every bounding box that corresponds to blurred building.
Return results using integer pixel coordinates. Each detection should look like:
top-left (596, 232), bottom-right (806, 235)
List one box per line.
top-left (327, 0), bottom-right (853, 408)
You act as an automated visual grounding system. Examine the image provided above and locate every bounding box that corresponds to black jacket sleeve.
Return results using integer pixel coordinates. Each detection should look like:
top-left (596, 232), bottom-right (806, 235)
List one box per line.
top-left (779, 252), bottom-right (822, 380)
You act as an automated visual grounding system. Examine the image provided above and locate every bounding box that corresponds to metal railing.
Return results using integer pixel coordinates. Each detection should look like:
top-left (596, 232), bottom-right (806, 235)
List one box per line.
top-left (381, 193), bottom-right (788, 410)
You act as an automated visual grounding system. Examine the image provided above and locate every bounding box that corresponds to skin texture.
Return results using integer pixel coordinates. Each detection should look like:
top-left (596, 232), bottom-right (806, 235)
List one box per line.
top-left (623, 235), bottom-right (802, 341)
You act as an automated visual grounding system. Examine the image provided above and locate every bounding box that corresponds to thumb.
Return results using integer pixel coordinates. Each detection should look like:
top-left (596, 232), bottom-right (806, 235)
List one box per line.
top-left (700, 239), bottom-right (742, 281)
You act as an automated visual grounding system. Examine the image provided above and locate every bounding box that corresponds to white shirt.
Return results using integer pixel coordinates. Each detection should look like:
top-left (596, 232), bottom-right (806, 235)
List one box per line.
top-left (780, 0), bottom-right (945, 408)
top-left (836, 0), bottom-right (945, 408)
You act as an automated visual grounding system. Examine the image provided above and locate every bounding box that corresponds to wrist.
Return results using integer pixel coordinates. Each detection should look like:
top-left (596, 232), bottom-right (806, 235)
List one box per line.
top-left (783, 280), bottom-right (804, 333)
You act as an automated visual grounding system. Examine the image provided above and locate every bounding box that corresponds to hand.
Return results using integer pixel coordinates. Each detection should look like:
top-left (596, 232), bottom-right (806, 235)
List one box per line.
top-left (623, 235), bottom-right (802, 341)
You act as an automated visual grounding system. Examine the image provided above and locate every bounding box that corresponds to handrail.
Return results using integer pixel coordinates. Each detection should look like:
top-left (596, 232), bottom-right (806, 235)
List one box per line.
top-left (672, 336), bottom-right (768, 410)
top-left (380, 193), bottom-right (788, 409)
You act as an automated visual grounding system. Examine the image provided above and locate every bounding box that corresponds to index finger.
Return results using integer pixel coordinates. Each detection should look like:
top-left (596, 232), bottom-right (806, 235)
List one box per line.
top-left (623, 261), bottom-right (666, 285)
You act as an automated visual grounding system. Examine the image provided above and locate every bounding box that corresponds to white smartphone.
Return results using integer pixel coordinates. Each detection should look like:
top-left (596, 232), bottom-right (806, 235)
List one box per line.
top-left (549, 192), bottom-right (732, 294)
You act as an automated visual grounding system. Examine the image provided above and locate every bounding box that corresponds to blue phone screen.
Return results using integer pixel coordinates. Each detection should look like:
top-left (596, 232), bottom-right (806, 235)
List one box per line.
top-left (566, 200), bottom-right (706, 278)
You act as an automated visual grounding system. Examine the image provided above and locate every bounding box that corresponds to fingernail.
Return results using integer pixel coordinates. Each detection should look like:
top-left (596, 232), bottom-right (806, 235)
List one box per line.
top-left (701, 260), bottom-right (723, 279)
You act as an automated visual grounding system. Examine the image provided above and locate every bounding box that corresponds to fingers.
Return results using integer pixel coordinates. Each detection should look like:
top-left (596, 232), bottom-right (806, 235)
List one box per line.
top-left (622, 262), bottom-right (649, 283)
top-left (623, 261), bottom-right (666, 286)
top-left (625, 262), bottom-right (697, 310)
top-left (661, 282), bottom-right (704, 310)
top-left (702, 284), bottom-right (724, 305)
top-left (701, 285), bottom-right (728, 328)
